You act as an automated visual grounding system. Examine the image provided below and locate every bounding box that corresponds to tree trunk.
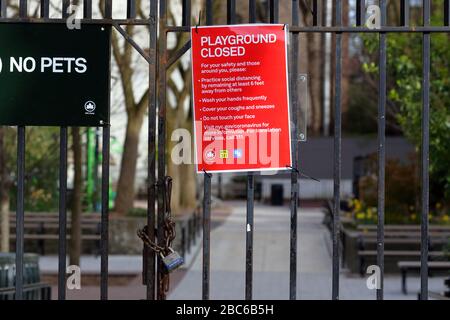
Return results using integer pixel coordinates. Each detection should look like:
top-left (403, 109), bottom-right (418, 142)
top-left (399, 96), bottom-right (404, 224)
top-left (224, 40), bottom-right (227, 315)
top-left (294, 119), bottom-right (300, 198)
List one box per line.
top-left (70, 127), bottom-right (83, 266)
top-left (0, 193), bottom-right (9, 253)
top-left (114, 112), bottom-right (145, 215)
top-left (167, 154), bottom-right (181, 213)
top-left (341, 1), bottom-right (350, 114)
top-left (307, 32), bottom-right (324, 135)
top-left (180, 116), bottom-right (197, 210)
top-left (0, 127), bottom-right (9, 252)
top-left (167, 104), bottom-right (182, 213)
top-left (180, 164), bottom-right (196, 209)
top-left (329, 1), bottom-right (336, 132)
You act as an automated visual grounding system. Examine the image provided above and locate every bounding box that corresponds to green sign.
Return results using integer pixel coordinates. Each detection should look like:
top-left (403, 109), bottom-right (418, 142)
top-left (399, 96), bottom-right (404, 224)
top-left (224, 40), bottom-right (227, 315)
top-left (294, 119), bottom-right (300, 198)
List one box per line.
top-left (0, 23), bottom-right (111, 126)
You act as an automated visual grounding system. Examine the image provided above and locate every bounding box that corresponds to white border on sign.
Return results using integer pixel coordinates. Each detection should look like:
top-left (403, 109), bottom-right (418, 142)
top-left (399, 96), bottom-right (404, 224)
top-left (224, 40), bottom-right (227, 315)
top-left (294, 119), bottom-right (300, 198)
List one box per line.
top-left (190, 23), bottom-right (293, 174)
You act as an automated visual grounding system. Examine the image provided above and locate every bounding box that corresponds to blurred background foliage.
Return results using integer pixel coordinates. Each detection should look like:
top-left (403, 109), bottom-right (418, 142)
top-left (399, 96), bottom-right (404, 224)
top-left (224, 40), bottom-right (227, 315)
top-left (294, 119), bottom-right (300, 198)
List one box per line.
top-left (360, 0), bottom-right (450, 215)
top-left (3, 127), bottom-right (60, 212)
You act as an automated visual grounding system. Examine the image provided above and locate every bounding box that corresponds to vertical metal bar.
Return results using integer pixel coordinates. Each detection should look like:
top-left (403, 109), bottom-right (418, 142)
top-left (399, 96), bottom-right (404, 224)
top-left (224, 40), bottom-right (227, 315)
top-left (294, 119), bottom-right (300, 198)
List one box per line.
top-left (356, 0), bottom-right (365, 26)
top-left (157, 0), bottom-right (167, 300)
top-left (244, 0), bottom-right (257, 301)
top-left (84, 0), bottom-right (92, 19)
top-left (332, 0), bottom-right (342, 301)
top-left (224, 0), bottom-right (236, 211)
top-left (62, 0), bottom-right (70, 17)
top-left (58, 128), bottom-right (68, 300)
top-left (100, 125), bottom-right (110, 300)
top-left (377, 0), bottom-right (387, 301)
top-left (312, 0), bottom-right (319, 26)
top-left (245, 173), bottom-right (254, 300)
top-left (201, 0), bottom-right (214, 301)
top-left (94, 128), bottom-right (100, 211)
top-left (100, 9), bottom-right (112, 298)
top-left (202, 174), bottom-right (211, 300)
top-left (146, 0), bottom-right (158, 301)
top-left (227, 0), bottom-right (236, 24)
top-left (105, 0), bottom-right (112, 19)
top-left (19, 0), bottom-right (27, 17)
top-left (269, 0), bottom-right (278, 23)
top-left (445, 0), bottom-right (450, 26)
top-left (56, 2), bottom-right (69, 301)
top-left (205, 0), bottom-right (213, 25)
top-left (0, 0), bottom-right (6, 17)
top-left (15, 0), bottom-right (27, 302)
top-left (182, 0), bottom-right (191, 27)
top-left (127, 0), bottom-right (136, 19)
top-left (290, 0), bottom-right (300, 301)
top-left (249, 0), bottom-right (256, 23)
top-left (15, 127), bottom-right (25, 300)
top-left (400, 0), bottom-right (409, 27)
top-left (420, 0), bottom-right (430, 301)
top-left (40, 0), bottom-right (49, 18)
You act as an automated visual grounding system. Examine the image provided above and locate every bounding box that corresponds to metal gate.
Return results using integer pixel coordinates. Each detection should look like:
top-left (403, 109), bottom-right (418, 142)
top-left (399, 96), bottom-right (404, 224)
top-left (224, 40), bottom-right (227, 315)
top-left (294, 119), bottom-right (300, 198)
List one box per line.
top-left (159, 0), bottom-right (445, 301)
top-left (1, 0), bottom-right (446, 301)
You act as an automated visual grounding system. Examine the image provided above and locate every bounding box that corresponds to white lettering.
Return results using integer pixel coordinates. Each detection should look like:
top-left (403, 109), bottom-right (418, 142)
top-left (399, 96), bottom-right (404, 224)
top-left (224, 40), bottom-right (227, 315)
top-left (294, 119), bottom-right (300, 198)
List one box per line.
top-left (41, 57), bottom-right (52, 72)
top-left (75, 57), bottom-right (87, 73)
top-left (10, 57), bottom-right (23, 72)
top-left (52, 57), bottom-right (64, 73)
top-left (8, 57), bottom-right (87, 74)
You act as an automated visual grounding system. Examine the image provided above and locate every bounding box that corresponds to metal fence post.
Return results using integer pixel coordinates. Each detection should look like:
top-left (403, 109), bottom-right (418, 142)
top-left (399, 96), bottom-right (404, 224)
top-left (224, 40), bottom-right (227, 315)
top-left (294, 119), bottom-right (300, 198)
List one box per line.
top-left (332, 0), bottom-right (342, 301)
top-left (420, 0), bottom-right (431, 301)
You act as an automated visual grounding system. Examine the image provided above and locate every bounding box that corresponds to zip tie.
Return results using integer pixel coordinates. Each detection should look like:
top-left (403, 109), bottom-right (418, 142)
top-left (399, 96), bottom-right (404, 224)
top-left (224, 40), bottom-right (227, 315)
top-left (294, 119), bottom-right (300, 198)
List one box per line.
top-left (195, 10), bottom-right (202, 33)
top-left (286, 165), bottom-right (320, 182)
top-left (202, 168), bottom-right (212, 178)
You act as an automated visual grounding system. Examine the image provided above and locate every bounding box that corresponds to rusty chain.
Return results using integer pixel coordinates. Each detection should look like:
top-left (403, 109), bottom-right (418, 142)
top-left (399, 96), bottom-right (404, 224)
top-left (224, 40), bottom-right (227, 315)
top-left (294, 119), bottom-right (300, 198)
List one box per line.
top-left (137, 176), bottom-right (175, 300)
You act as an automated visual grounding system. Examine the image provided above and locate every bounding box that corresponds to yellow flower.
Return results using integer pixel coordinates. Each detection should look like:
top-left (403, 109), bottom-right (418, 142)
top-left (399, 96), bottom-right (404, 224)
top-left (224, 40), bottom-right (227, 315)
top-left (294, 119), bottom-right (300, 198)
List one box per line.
top-left (442, 215), bottom-right (449, 222)
top-left (356, 213), bottom-right (365, 220)
top-left (436, 203), bottom-right (442, 209)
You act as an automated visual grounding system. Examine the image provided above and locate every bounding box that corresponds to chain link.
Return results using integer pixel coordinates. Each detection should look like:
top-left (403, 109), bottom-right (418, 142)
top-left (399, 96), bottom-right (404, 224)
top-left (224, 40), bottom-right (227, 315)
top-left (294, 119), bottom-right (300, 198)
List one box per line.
top-left (137, 176), bottom-right (176, 300)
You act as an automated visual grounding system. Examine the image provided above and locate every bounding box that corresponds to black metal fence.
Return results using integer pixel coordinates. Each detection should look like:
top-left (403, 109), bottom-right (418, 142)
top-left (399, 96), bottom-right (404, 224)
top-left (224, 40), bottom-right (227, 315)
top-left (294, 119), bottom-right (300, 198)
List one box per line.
top-left (0, 0), bottom-right (153, 301)
top-left (0, 0), bottom-right (447, 301)
top-left (165, 0), bottom-right (447, 301)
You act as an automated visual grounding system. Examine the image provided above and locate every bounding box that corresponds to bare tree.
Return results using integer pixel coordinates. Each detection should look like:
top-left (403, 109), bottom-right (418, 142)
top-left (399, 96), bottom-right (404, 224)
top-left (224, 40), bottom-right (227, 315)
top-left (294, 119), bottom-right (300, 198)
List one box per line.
top-left (97, 0), bottom-right (150, 215)
top-left (0, 128), bottom-right (10, 252)
top-left (94, 0), bottom-right (200, 215)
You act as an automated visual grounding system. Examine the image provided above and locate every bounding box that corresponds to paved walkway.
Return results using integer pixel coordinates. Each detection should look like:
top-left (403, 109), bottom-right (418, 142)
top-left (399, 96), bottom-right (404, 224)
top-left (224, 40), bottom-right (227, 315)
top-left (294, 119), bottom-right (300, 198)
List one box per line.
top-left (169, 201), bottom-right (447, 300)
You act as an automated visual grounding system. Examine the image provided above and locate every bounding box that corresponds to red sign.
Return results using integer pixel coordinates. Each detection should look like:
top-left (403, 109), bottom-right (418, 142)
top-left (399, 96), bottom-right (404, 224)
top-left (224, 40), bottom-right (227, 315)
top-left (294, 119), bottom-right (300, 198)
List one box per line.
top-left (191, 24), bottom-right (292, 173)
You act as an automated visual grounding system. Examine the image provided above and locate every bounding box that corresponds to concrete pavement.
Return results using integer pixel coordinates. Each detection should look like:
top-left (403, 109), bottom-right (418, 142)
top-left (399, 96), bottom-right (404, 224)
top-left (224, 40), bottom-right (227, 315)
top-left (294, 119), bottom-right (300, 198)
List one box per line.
top-left (37, 201), bottom-right (447, 299)
top-left (168, 201), bottom-right (447, 300)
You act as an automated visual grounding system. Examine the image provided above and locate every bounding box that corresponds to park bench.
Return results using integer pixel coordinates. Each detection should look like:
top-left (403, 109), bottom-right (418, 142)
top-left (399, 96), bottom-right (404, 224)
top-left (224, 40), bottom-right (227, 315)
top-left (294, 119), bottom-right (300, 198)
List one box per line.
top-left (8, 213), bottom-right (101, 255)
top-left (398, 261), bottom-right (450, 295)
top-left (355, 230), bottom-right (449, 275)
top-left (357, 225), bottom-right (450, 232)
top-left (357, 250), bottom-right (445, 275)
